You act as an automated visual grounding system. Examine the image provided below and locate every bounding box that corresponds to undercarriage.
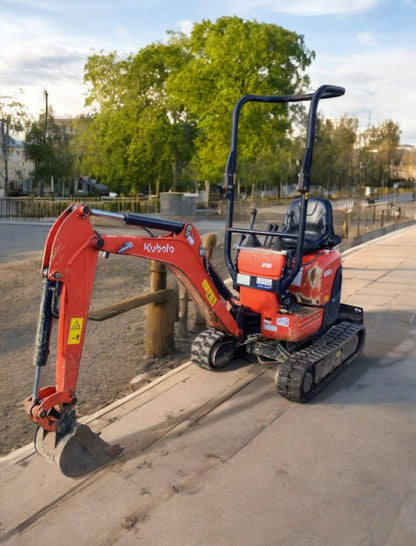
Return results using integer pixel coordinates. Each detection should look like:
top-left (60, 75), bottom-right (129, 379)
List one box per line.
top-left (191, 304), bottom-right (365, 402)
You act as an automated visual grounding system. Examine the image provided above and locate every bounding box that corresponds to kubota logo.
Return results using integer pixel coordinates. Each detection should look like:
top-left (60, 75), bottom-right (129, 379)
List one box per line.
top-left (144, 242), bottom-right (175, 254)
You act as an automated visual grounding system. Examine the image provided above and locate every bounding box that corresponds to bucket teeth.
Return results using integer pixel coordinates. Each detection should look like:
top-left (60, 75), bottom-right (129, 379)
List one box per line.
top-left (34, 424), bottom-right (123, 478)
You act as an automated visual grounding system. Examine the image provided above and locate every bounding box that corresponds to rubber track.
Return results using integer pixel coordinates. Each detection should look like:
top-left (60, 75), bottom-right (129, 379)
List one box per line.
top-left (277, 321), bottom-right (365, 402)
top-left (191, 328), bottom-right (227, 370)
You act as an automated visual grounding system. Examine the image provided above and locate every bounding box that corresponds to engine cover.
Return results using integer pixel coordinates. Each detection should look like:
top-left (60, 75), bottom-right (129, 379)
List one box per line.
top-left (236, 247), bottom-right (342, 342)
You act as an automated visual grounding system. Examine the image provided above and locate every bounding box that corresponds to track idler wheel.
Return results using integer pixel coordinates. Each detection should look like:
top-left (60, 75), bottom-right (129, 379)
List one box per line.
top-left (34, 423), bottom-right (123, 478)
top-left (191, 328), bottom-right (236, 371)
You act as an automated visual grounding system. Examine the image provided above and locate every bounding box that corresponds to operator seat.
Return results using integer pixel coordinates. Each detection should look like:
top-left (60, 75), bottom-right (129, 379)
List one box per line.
top-left (281, 197), bottom-right (341, 252)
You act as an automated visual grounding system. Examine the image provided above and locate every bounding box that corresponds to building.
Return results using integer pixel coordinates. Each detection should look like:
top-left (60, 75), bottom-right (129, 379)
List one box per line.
top-left (0, 123), bottom-right (35, 197)
top-left (397, 145), bottom-right (416, 181)
top-left (54, 117), bottom-right (78, 139)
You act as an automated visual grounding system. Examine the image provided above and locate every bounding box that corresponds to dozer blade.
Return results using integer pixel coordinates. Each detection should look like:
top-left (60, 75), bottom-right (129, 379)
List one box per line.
top-left (34, 423), bottom-right (124, 478)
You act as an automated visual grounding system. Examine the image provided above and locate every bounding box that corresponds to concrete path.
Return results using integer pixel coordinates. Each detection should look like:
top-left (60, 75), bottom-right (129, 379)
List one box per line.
top-left (1, 226), bottom-right (415, 545)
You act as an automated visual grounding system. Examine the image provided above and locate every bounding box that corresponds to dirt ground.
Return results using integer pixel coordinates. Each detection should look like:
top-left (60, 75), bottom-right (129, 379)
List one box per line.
top-left (0, 244), bottom-right (231, 457)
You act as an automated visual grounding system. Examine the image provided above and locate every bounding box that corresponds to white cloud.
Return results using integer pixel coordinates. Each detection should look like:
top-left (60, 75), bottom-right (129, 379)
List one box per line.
top-left (177, 20), bottom-right (194, 36)
top-left (0, 13), bottom-right (88, 116)
top-left (226, 0), bottom-right (380, 16)
top-left (308, 46), bottom-right (416, 143)
top-left (356, 32), bottom-right (378, 46)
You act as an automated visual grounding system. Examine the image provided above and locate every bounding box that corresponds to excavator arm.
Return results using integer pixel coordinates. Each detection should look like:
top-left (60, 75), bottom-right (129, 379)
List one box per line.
top-left (25, 204), bottom-right (241, 476)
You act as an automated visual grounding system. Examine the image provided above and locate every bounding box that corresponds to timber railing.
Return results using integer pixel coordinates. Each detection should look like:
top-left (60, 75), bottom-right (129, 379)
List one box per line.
top-left (87, 234), bottom-right (217, 358)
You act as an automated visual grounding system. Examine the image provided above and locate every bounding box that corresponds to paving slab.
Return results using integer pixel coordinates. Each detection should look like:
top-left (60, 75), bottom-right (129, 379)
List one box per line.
top-left (1, 225), bottom-right (415, 545)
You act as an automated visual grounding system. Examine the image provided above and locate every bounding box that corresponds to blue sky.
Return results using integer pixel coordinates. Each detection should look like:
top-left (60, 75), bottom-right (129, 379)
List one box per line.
top-left (1, 0), bottom-right (415, 143)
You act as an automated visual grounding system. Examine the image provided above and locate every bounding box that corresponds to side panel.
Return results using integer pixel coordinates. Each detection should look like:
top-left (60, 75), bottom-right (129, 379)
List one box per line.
top-left (290, 250), bottom-right (342, 306)
top-left (237, 247), bottom-right (287, 315)
top-left (261, 307), bottom-right (324, 342)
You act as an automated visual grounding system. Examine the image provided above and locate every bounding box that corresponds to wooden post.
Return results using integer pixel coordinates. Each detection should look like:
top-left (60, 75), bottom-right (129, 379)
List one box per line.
top-left (146, 260), bottom-right (175, 357)
top-left (177, 282), bottom-right (189, 337)
top-left (178, 233), bottom-right (217, 334)
top-left (342, 213), bottom-right (349, 239)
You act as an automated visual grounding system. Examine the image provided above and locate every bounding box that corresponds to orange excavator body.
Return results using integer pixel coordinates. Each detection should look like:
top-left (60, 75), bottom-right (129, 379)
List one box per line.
top-left (24, 85), bottom-right (365, 477)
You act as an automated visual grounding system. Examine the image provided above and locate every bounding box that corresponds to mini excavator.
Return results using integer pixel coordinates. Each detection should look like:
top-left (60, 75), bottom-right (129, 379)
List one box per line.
top-left (25, 85), bottom-right (365, 477)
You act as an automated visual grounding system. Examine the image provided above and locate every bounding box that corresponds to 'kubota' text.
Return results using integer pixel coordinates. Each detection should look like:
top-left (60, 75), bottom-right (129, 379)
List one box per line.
top-left (144, 242), bottom-right (175, 254)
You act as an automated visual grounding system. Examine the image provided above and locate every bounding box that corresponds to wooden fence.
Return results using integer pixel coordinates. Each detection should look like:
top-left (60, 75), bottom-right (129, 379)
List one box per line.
top-left (87, 234), bottom-right (217, 358)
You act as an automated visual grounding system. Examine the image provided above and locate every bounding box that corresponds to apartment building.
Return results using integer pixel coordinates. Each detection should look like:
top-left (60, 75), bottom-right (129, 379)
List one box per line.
top-left (0, 123), bottom-right (35, 197)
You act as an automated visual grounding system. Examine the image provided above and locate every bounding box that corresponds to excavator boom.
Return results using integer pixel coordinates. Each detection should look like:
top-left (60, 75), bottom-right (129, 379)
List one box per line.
top-left (25, 204), bottom-right (241, 476)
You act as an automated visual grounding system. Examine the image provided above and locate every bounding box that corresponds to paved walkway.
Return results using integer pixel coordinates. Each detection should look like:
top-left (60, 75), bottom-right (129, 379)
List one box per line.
top-left (1, 226), bottom-right (416, 545)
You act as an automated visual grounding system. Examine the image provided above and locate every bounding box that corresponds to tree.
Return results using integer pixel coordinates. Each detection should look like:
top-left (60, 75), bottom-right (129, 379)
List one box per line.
top-left (25, 108), bottom-right (75, 195)
top-left (167, 16), bottom-right (315, 187)
top-left (0, 93), bottom-right (30, 196)
top-left (123, 42), bottom-right (196, 195)
top-left (359, 120), bottom-right (402, 188)
top-left (77, 17), bottom-right (314, 195)
top-left (79, 44), bottom-right (196, 195)
top-left (312, 115), bottom-right (358, 195)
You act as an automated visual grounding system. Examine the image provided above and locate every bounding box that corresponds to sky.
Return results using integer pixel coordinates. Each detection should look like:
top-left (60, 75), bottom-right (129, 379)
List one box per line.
top-left (1, 0), bottom-right (415, 144)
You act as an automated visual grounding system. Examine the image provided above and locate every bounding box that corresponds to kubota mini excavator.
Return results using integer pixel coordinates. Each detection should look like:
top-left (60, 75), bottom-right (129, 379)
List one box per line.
top-left (25, 85), bottom-right (365, 477)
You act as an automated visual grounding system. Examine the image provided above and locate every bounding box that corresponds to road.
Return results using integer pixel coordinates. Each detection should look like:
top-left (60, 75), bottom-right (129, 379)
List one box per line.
top-left (0, 221), bottom-right (52, 263)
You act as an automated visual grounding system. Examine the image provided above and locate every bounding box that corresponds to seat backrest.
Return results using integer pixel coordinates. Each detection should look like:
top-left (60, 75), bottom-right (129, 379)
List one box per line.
top-left (281, 197), bottom-right (340, 251)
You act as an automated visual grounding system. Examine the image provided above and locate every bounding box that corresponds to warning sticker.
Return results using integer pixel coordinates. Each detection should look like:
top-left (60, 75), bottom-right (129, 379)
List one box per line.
top-left (201, 279), bottom-right (217, 307)
top-left (277, 317), bottom-right (290, 328)
top-left (67, 318), bottom-right (84, 345)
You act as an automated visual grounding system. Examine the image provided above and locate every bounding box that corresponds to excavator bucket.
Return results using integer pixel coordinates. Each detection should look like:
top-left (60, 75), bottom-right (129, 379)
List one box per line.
top-left (34, 423), bottom-right (123, 478)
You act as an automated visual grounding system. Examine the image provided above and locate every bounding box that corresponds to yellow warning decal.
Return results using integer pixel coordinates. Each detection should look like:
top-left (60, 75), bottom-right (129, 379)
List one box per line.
top-left (67, 318), bottom-right (84, 345)
top-left (201, 279), bottom-right (217, 307)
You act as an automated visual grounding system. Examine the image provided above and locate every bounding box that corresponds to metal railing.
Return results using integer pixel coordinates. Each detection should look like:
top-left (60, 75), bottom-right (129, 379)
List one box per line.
top-left (0, 196), bottom-right (158, 220)
top-left (336, 200), bottom-right (415, 240)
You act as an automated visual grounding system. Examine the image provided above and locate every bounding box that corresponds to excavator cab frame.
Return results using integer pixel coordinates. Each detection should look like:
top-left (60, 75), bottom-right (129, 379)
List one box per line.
top-left (223, 85), bottom-right (345, 295)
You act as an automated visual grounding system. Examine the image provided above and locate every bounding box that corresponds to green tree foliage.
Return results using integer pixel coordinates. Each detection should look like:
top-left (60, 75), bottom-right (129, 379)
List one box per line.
top-left (359, 120), bottom-right (402, 187)
top-left (167, 16), bottom-right (314, 184)
top-left (312, 115), bottom-right (358, 195)
top-left (25, 109), bottom-right (75, 195)
top-left (78, 44), bottom-right (196, 195)
top-left (77, 16), bottom-right (314, 194)
top-left (57, 16), bottom-right (404, 198)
